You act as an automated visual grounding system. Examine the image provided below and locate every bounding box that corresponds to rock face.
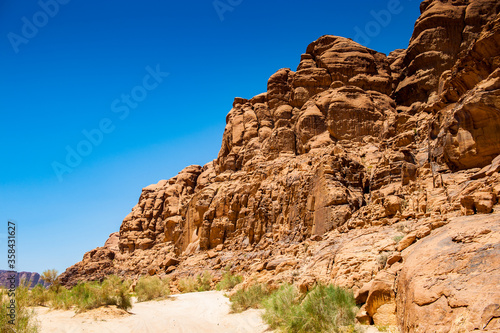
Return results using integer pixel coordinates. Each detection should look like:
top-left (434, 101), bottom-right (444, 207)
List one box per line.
top-left (60, 1), bottom-right (500, 332)
top-left (430, 13), bottom-right (500, 170)
top-left (398, 213), bottom-right (500, 332)
top-left (394, 0), bottom-right (500, 105)
top-left (118, 165), bottom-right (203, 253)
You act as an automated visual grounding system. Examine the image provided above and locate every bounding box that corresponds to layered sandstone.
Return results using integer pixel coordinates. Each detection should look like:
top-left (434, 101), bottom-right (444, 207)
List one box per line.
top-left (0, 270), bottom-right (49, 289)
top-left (397, 213), bottom-right (500, 332)
top-left (60, 1), bottom-right (500, 332)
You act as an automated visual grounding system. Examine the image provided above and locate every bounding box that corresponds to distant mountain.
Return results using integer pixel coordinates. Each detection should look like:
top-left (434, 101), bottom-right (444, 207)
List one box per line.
top-left (0, 270), bottom-right (49, 289)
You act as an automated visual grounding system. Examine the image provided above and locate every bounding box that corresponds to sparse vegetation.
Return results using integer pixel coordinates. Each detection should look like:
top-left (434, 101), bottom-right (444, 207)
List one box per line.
top-left (196, 271), bottom-right (213, 292)
top-left (293, 284), bottom-right (358, 333)
top-left (135, 276), bottom-right (170, 302)
top-left (69, 282), bottom-right (103, 312)
top-left (229, 282), bottom-right (271, 313)
top-left (102, 275), bottom-right (133, 310)
top-left (178, 276), bottom-right (197, 293)
top-left (70, 275), bottom-right (132, 312)
top-left (0, 282), bottom-right (39, 333)
top-left (40, 269), bottom-right (58, 287)
top-left (178, 271), bottom-right (213, 293)
top-left (48, 286), bottom-right (73, 310)
top-left (261, 284), bottom-right (301, 327)
top-left (18, 275), bottom-right (132, 313)
top-left (228, 282), bottom-right (359, 332)
top-left (216, 265), bottom-right (243, 291)
top-left (29, 284), bottom-right (50, 307)
top-left (393, 235), bottom-right (404, 244)
top-left (262, 283), bottom-right (359, 333)
top-left (377, 253), bottom-right (389, 269)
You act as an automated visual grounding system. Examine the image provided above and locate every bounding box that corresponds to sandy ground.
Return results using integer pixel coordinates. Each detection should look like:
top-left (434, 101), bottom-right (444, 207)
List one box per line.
top-left (34, 291), bottom-right (270, 333)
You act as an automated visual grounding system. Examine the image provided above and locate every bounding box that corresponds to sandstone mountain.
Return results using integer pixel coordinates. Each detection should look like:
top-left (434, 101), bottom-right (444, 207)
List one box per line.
top-left (0, 270), bottom-right (49, 289)
top-left (60, 0), bottom-right (500, 331)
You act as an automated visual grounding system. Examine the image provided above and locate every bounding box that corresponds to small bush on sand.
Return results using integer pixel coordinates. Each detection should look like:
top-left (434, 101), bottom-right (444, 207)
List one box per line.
top-left (216, 266), bottom-right (243, 291)
top-left (178, 272), bottom-right (213, 293)
top-left (178, 276), bottom-right (197, 293)
top-left (261, 284), bottom-right (301, 328)
top-left (293, 284), bottom-right (357, 332)
top-left (48, 286), bottom-right (72, 310)
top-left (262, 283), bottom-right (358, 333)
top-left (14, 282), bottom-right (31, 307)
top-left (55, 276), bottom-right (131, 312)
top-left (229, 283), bottom-right (270, 313)
top-left (3, 274), bottom-right (132, 314)
top-left (135, 276), bottom-right (170, 302)
top-left (196, 271), bottom-right (213, 292)
top-left (100, 275), bottom-right (132, 311)
top-left (0, 283), bottom-right (39, 333)
top-left (70, 282), bottom-right (102, 312)
top-left (29, 284), bottom-right (50, 307)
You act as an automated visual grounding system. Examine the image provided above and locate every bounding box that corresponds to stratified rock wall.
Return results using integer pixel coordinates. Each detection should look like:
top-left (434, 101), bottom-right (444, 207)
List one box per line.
top-left (430, 13), bottom-right (500, 170)
top-left (60, 1), bottom-right (500, 332)
top-left (118, 165), bottom-right (203, 253)
top-left (394, 0), bottom-right (500, 106)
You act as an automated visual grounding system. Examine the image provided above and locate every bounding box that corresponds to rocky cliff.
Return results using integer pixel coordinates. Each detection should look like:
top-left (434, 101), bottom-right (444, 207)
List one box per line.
top-left (60, 0), bottom-right (500, 331)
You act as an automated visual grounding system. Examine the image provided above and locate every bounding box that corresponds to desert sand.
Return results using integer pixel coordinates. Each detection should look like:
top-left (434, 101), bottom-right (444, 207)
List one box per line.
top-left (34, 291), bottom-right (269, 333)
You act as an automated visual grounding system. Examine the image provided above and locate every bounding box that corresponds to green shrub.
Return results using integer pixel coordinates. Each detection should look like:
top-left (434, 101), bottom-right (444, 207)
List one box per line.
top-left (48, 287), bottom-right (72, 310)
top-left (70, 282), bottom-right (102, 312)
top-left (292, 284), bottom-right (357, 332)
top-left (178, 276), bottom-right (197, 293)
top-left (1, 275), bottom-right (132, 315)
top-left (49, 276), bottom-right (131, 312)
top-left (196, 271), bottom-right (213, 292)
top-left (29, 284), bottom-right (50, 306)
top-left (178, 272), bottom-right (213, 293)
top-left (261, 284), bottom-right (301, 328)
top-left (40, 269), bottom-right (58, 287)
top-left (135, 276), bottom-right (170, 302)
top-left (216, 266), bottom-right (243, 291)
top-left (100, 275), bottom-right (132, 311)
top-left (230, 283), bottom-right (270, 313)
top-left (393, 235), bottom-right (404, 244)
top-left (262, 284), bottom-right (358, 333)
top-left (0, 284), bottom-right (39, 333)
top-left (14, 282), bottom-right (30, 307)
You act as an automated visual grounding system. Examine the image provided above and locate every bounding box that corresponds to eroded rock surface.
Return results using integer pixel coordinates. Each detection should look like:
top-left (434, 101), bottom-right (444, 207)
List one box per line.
top-left (398, 213), bottom-right (500, 332)
top-left (60, 1), bottom-right (500, 332)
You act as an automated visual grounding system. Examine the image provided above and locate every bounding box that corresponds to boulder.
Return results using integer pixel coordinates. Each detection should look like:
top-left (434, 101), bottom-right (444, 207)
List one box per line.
top-left (365, 271), bottom-right (397, 326)
top-left (397, 213), bottom-right (500, 332)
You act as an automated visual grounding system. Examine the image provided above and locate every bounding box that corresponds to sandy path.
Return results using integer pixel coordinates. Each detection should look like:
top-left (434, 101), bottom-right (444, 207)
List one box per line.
top-left (34, 291), bottom-right (270, 333)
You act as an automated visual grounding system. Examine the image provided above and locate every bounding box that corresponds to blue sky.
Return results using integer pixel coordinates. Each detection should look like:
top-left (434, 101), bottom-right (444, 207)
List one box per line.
top-left (0, 0), bottom-right (421, 274)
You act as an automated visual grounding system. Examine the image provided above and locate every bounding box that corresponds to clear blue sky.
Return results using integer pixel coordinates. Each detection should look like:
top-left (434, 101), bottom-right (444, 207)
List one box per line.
top-left (0, 0), bottom-right (420, 274)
